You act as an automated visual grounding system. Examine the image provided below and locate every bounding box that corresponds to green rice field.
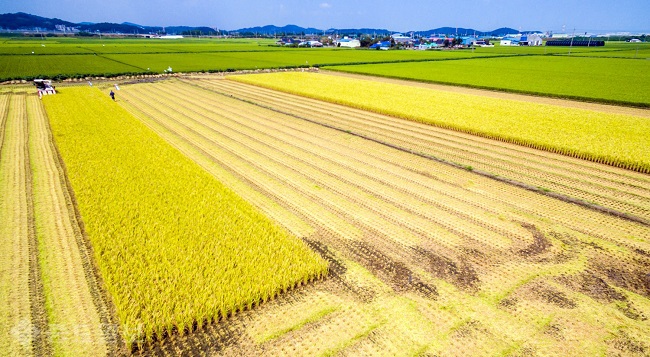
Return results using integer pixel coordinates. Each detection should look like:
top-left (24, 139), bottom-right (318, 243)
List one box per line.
top-left (325, 55), bottom-right (650, 106)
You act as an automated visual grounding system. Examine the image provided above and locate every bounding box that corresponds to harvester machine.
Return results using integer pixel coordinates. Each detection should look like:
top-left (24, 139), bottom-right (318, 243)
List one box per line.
top-left (34, 79), bottom-right (56, 98)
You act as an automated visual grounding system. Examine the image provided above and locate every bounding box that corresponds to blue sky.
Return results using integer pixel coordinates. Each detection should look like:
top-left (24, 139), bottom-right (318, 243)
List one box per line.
top-left (1, 0), bottom-right (648, 33)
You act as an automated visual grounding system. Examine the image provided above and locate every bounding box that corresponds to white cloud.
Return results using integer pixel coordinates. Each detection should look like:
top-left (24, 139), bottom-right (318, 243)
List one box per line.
top-left (320, 2), bottom-right (332, 9)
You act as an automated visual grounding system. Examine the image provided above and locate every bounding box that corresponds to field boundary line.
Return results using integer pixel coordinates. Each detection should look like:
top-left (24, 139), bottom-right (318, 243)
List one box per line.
top-left (96, 54), bottom-right (148, 72)
top-left (41, 105), bottom-right (126, 356)
top-left (191, 80), bottom-right (650, 227)
top-left (0, 95), bottom-right (9, 161)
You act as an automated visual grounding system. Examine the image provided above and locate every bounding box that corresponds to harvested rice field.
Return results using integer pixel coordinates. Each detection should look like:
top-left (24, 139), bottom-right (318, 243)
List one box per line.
top-left (1, 73), bottom-right (648, 356)
top-left (115, 76), bottom-right (648, 355)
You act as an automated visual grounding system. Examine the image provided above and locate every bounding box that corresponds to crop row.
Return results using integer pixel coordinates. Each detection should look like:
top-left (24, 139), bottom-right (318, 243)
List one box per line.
top-left (231, 72), bottom-right (650, 172)
top-left (193, 78), bottom-right (650, 222)
top-left (42, 87), bottom-right (327, 347)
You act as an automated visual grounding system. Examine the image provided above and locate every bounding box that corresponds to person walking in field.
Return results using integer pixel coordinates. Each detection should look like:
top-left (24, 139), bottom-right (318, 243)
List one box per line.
top-left (109, 90), bottom-right (115, 101)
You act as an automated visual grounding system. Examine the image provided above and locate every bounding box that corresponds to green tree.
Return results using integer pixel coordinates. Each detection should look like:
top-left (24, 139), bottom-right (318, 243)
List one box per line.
top-left (360, 35), bottom-right (373, 47)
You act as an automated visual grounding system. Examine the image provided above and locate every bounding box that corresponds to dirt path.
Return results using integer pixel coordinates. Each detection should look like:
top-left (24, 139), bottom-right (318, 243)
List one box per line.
top-left (322, 70), bottom-right (650, 118)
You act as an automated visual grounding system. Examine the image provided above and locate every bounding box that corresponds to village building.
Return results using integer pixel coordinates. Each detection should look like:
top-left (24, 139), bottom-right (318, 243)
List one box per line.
top-left (500, 37), bottom-right (520, 46)
top-left (462, 36), bottom-right (478, 46)
top-left (520, 34), bottom-right (543, 46)
top-left (391, 33), bottom-right (412, 44)
top-left (337, 37), bottom-right (361, 48)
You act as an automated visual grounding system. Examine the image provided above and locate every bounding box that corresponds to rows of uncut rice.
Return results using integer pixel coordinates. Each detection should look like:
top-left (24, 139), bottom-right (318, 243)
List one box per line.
top-left (189, 78), bottom-right (650, 222)
top-left (231, 72), bottom-right (650, 173)
top-left (117, 80), bottom-right (649, 355)
top-left (41, 87), bottom-right (327, 348)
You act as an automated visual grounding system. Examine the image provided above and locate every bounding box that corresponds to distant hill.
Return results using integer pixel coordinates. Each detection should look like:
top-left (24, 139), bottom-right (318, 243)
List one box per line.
top-left (0, 12), bottom-right (537, 37)
top-left (0, 12), bottom-right (75, 30)
top-left (166, 26), bottom-right (218, 35)
top-left (236, 24), bottom-right (322, 35)
top-left (122, 22), bottom-right (145, 28)
top-left (417, 27), bottom-right (525, 37)
top-left (0, 12), bottom-right (218, 35)
top-left (77, 22), bottom-right (150, 34)
top-left (326, 28), bottom-right (392, 36)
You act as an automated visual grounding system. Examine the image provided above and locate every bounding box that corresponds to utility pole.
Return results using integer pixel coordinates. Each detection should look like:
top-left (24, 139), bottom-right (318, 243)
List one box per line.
top-left (568, 27), bottom-right (575, 55)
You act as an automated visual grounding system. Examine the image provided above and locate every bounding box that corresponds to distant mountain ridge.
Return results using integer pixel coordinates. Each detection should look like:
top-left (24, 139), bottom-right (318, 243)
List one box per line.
top-left (237, 24), bottom-right (323, 35)
top-left (0, 12), bottom-right (535, 36)
top-left (0, 12), bottom-right (76, 30)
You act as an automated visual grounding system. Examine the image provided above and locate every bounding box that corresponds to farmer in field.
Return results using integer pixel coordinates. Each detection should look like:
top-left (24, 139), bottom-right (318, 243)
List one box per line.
top-left (109, 90), bottom-right (115, 101)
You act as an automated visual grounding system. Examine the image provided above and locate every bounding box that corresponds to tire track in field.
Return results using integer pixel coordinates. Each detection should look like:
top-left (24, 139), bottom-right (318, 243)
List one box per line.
top-left (1, 94), bottom-right (125, 356)
top-left (189, 78), bottom-right (650, 225)
top-left (0, 95), bottom-right (9, 159)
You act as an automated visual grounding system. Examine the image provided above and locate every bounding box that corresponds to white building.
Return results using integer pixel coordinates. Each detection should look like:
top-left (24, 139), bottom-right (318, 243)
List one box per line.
top-left (500, 38), bottom-right (520, 46)
top-left (337, 37), bottom-right (360, 48)
top-left (391, 33), bottom-right (412, 44)
top-left (520, 34), bottom-right (543, 46)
